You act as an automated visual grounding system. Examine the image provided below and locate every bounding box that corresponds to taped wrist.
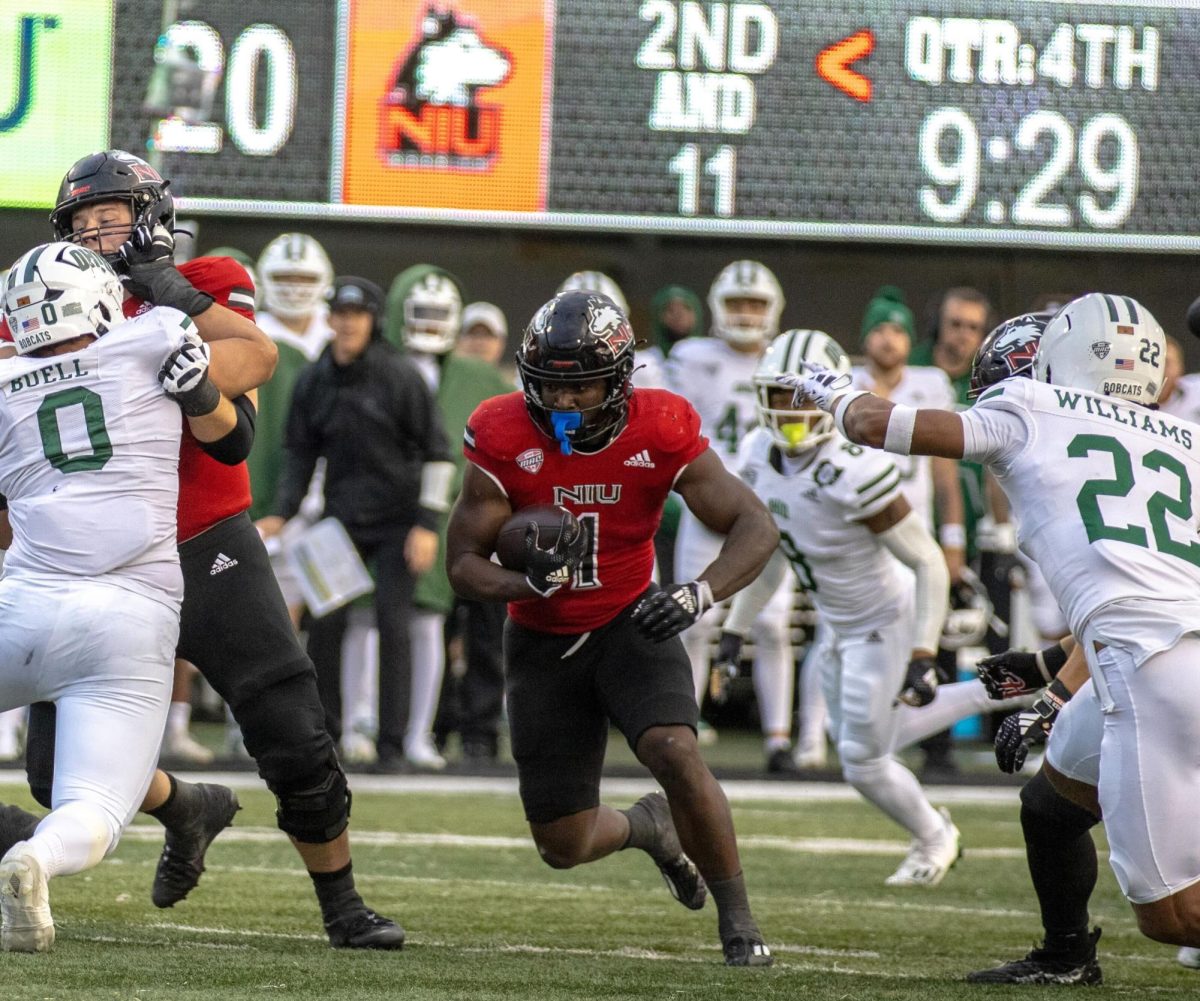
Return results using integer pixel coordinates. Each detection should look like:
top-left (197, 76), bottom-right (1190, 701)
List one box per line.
top-left (832, 390), bottom-right (870, 437)
top-left (176, 377), bottom-right (221, 418)
top-left (1035, 642), bottom-right (1069, 682)
top-left (882, 404), bottom-right (918, 454)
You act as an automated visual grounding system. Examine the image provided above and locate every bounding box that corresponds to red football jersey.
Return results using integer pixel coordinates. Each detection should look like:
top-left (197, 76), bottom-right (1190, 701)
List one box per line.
top-left (465, 388), bottom-right (708, 633)
top-left (125, 256), bottom-right (257, 542)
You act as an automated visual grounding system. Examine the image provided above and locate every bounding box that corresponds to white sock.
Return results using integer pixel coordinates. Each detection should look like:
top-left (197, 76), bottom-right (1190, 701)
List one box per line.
top-left (407, 612), bottom-right (445, 746)
top-left (796, 646), bottom-right (828, 756)
top-left (682, 606), bottom-right (721, 705)
top-left (166, 701), bottom-right (191, 740)
top-left (752, 622), bottom-right (793, 744)
top-left (27, 801), bottom-right (117, 877)
top-left (341, 609), bottom-right (378, 737)
top-left (841, 756), bottom-right (943, 842)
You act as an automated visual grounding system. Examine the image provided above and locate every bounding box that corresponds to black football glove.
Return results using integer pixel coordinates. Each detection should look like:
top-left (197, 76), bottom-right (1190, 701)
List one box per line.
top-left (977, 642), bottom-right (1069, 701)
top-left (159, 331), bottom-right (220, 417)
top-left (708, 630), bottom-right (745, 705)
top-left (898, 655), bottom-right (938, 707)
top-left (118, 223), bottom-right (214, 317)
top-left (631, 580), bottom-right (714, 643)
top-left (523, 513), bottom-right (588, 598)
top-left (994, 677), bottom-right (1072, 773)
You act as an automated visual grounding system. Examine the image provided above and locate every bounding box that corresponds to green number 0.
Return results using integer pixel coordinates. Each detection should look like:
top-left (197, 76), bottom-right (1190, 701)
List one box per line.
top-left (779, 530), bottom-right (818, 593)
top-left (1068, 433), bottom-right (1200, 567)
top-left (37, 386), bottom-right (113, 472)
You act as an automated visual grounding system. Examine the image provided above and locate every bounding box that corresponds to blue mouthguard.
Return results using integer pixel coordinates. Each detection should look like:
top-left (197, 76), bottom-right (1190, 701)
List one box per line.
top-left (549, 410), bottom-right (583, 455)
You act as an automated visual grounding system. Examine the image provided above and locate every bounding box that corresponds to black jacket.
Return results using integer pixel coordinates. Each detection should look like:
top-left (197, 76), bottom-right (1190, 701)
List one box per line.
top-left (274, 339), bottom-right (450, 544)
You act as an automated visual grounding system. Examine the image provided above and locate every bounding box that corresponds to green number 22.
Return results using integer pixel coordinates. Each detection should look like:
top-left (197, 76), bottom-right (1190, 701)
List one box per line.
top-left (1069, 433), bottom-right (1200, 567)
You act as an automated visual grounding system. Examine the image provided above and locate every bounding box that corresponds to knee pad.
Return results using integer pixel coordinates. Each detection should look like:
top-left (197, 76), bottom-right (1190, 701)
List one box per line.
top-left (841, 756), bottom-right (889, 789)
top-left (1020, 768), bottom-right (1100, 841)
top-left (270, 753), bottom-right (352, 844)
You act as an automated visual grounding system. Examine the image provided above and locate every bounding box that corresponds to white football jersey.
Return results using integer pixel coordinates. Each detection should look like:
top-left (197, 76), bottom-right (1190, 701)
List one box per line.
top-left (257, 308), bottom-right (332, 362)
top-left (735, 426), bottom-right (908, 631)
top-left (0, 308), bottom-right (190, 609)
top-left (667, 336), bottom-right (760, 468)
top-left (852, 364), bottom-right (956, 530)
top-left (1160, 372), bottom-right (1200, 427)
top-left (961, 377), bottom-right (1200, 660)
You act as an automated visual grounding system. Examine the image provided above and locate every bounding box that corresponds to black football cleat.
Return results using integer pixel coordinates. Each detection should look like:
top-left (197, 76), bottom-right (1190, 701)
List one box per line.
top-left (966, 928), bottom-right (1102, 986)
top-left (152, 783), bottom-right (241, 908)
top-left (722, 934), bottom-right (774, 967)
top-left (630, 792), bottom-right (708, 910)
top-left (0, 804), bottom-right (41, 857)
top-left (766, 748), bottom-right (799, 775)
top-left (325, 907), bottom-right (406, 950)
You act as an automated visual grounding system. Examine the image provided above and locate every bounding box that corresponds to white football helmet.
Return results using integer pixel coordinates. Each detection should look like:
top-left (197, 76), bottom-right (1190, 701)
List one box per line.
top-left (404, 271), bottom-right (463, 355)
top-left (754, 329), bottom-right (850, 452)
top-left (941, 566), bottom-right (994, 650)
top-left (708, 260), bottom-right (784, 348)
top-left (1035, 292), bottom-right (1164, 404)
top-left (4, 242), bottom-right (124, 355)
top-left (257, 233), bottom-right (333, 320)
top-left (557, 271), bottom-right (629, 317)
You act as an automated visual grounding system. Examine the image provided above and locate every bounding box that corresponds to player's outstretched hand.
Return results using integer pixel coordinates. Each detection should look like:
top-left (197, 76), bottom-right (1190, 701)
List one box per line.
top-left (898, 655), bottom-right (938, 707)
top-left (159, 333), bottom-right (220, 417)
top-left (775, 362), bottom-right (854, 413)
top-left (709, 630), bottom-right (744, 704)
top-left (119, 223), bottom-right (214, 317)
top-left (993, 678), bottom-right (1071, 773)
top-left (632, 580), bottom-right (714, 643)
top-left (523, 513), bottom-right (588, 597)
top-left (977, 643), bottom-right (1067, 701)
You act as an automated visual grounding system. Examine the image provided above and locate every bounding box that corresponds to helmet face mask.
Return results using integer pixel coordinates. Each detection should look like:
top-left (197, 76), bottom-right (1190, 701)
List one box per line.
top-left (754, 329), bottom-right (850, 453)
top-left (517, 291), bottom-right (635, 454)
top-left (4, 243), bottom-right (125, 354)
top-left (968, 312), bottom-right (1052, 398)
top-left (257, 233), bottom-right (333, 320)
top-left (403, 272), bottom-right (462, 355)
top-left (50, 151), bottom-right (175, 264)
top-left (1034, 293), bottom-right (1164, 404)
top-left (708, 260), bottom-right (783, 348)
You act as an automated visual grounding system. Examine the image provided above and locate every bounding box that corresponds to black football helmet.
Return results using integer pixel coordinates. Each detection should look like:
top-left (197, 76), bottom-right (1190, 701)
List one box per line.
top-left (968, 311), bottom-right (1054, 399)
top-left (517, 290), bottom-right (636, 454)
top-left (49, 151), bottom-right (175, 262)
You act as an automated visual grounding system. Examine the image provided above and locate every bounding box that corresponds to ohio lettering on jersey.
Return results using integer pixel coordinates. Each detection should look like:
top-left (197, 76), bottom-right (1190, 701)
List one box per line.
top-left (465, 388), bottom-right (707, 634)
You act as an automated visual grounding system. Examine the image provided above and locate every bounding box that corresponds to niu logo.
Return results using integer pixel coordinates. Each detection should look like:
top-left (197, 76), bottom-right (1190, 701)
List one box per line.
top-left (1, 14), bottom-right (59, 133)
top-left (381, 7), bottom-right (512, 169)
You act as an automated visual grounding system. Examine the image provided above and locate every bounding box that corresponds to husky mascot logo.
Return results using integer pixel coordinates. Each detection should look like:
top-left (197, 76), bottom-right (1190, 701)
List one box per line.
top-left (381, 7), bottom-right (512, 169)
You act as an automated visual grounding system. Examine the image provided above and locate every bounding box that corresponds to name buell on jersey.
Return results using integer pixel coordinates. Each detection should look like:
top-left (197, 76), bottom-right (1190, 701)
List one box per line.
top-left (0, 308), bottom-right (192, 609)
top-left (735, 425), bottom-right (907, 632)
top-left (961, 377), bottom-right (1200, 662)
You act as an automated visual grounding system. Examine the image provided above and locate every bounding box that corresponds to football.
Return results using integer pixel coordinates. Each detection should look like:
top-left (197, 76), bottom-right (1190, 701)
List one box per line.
top-left (494, 504), bottom-right (579, 572)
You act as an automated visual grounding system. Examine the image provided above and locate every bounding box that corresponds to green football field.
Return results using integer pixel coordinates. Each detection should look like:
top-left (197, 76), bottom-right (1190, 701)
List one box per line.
top-left (0, 773), bottom-right (1194, 1000)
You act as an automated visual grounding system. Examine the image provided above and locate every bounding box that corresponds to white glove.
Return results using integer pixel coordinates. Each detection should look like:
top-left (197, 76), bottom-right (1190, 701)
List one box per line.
top-left (775, 361), bottom-right (854, 413)
top-left (159, 332), bottom-right (219, 416)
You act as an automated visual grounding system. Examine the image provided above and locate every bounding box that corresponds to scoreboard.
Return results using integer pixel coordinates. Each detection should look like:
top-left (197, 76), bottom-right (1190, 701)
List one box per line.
top-left (5, 0), bottom-right (1200, 251)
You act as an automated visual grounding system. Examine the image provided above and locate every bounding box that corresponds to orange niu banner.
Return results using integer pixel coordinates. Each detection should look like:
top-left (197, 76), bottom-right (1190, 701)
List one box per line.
top-left (341, 1), bottom-right (551, 211)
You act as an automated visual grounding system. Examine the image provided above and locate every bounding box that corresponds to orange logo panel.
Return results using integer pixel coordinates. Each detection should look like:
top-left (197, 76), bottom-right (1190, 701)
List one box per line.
top-left (342, 2), bottom-right (551, 211)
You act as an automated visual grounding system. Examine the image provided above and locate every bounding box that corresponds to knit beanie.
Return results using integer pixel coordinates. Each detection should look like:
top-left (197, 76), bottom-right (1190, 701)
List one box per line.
top-left (860, 286), bottom-right (914, 342)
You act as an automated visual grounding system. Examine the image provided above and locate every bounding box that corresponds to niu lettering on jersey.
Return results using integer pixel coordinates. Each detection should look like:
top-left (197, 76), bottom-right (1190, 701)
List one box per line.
top-left (125, 256), bottom-right (257, 543)
top-left (466, 389), bottom-right (707, 634)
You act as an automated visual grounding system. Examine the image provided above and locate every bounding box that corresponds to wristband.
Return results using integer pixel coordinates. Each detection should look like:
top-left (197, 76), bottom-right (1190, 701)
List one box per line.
top-left (882, 403), bottom-right (918, 455)
top-left (832, 390), bottom-right (870, 437)
top-left (1034, 642), bottom-right (1069, 682)
top-left (938, 523), bottom-right (967, 549)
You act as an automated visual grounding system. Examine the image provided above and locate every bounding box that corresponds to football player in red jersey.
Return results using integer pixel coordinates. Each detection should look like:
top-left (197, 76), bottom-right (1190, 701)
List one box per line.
top-left (0, 151), bottom-right (405, 950)
top-left (446, 291), bottom-right (780, 966)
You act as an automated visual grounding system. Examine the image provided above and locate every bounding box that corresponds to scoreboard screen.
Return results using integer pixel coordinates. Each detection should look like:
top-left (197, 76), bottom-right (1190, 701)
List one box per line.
top-left (5, 1), bottom-right (1200, 251)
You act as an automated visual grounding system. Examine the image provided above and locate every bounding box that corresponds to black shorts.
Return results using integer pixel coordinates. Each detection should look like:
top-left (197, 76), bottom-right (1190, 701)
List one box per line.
top-left (504, 593), bottom-right (698, 824)
top-left (176, 512), bottom-right (312, 709)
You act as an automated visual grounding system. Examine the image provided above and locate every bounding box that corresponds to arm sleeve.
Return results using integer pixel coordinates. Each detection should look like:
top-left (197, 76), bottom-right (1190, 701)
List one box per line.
top-left (877, 511), bottom-right (950, 653)
top-left (723, 547), bottom-right (789, 636)
top-left (196, 394), bottom-right (256, 465)
top-left (272, 375), bottom-right (319, 520)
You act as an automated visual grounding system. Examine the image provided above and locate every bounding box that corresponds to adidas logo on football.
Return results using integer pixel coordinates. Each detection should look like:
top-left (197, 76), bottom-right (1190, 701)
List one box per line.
top-left (210, 552), bottom-right (239, 576)
top-left (623, 449), bottom-right (655, 468)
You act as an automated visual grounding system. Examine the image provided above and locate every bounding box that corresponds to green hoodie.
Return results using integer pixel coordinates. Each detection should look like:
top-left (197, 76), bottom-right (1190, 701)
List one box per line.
top-left (648, 284), bottom-right (703, 355)
top-left (385, 265), bottom-right (513, 614)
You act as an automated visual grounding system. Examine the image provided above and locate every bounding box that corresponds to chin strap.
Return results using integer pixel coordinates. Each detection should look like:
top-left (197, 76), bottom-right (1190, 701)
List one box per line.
top-left (550, 410), bottom-right (582, 455)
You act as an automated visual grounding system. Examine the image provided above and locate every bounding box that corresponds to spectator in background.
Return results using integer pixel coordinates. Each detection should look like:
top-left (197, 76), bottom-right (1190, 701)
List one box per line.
top-left (260, 277), bottom-right (453, 772)
top-left (455, 302), bottom-right (508, 367)
top-left (386, 265), bottom-right (513, 765)
top-left (910, 286), bottom-right (993, 778)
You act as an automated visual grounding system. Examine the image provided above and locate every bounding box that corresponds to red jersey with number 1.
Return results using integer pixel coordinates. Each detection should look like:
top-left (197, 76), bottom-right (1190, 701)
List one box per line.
top-left (124, 256), bottom-right (257, 542)
top-left (464, 388), bottom-right (708, 634)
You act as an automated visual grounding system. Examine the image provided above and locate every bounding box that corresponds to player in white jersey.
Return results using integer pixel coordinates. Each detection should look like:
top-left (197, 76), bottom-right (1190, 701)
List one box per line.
top-left (789, 292), bottom-right (1200, 949)
top-left (0, 243), bottom-right (236, 951)
top-left (666, 261), bottom-right (794, 766)
top-left (723, 330), bottom-right (1022, 885)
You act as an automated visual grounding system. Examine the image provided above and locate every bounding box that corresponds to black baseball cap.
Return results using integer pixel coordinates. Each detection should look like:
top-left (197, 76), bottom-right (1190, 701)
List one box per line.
top-left (328, 276), bottom-right (384, 315)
